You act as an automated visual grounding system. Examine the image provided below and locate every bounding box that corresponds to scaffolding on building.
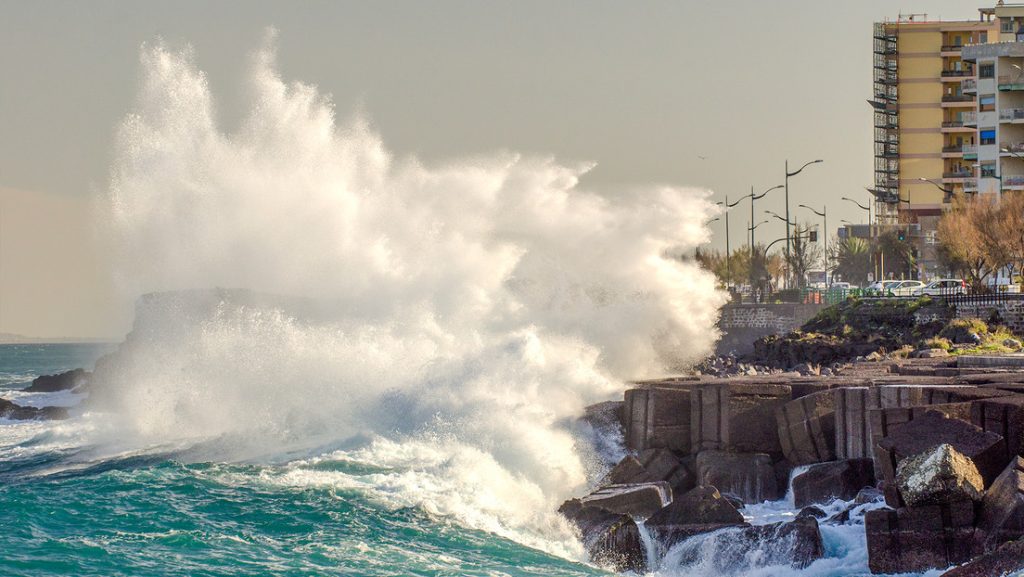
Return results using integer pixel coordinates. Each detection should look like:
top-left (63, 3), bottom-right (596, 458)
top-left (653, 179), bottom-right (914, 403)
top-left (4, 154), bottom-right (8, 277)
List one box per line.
top-left (871, 22), bottom-right (900, 225)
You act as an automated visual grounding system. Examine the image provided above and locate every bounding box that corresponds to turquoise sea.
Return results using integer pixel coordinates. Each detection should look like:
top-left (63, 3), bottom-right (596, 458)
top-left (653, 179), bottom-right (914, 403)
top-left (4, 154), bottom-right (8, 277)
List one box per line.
top-left (0, 344), bottom-right (603, 577)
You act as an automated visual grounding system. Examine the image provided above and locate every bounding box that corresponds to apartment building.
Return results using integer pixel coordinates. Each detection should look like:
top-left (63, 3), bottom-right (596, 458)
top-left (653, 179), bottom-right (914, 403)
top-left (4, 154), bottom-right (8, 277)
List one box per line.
top-left (870, 13), bottom-right (997, 278)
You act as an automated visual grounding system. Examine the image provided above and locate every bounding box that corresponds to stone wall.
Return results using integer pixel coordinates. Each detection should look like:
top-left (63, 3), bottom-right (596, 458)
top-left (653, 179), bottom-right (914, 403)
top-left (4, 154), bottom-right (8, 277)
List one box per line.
top-left (716, 303), bottom-right (827, 356)
top-left (954, 299), bottom-right (1024, 335)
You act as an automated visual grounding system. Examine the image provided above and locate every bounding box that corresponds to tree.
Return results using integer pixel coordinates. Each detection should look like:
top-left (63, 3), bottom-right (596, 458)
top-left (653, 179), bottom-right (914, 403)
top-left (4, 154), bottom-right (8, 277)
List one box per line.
top-left (996, 191), bottom-right (1024, 282)
top-left (936, 195), bottom-right (997, 289)
top-left (833, 237), bottom-right (871, 285)
top-left (694, 246), bottom-right (752, 288)
top-left (875, 230), bottom-right (917, 280)
top-left (785, 224), bottom-right (821, 288)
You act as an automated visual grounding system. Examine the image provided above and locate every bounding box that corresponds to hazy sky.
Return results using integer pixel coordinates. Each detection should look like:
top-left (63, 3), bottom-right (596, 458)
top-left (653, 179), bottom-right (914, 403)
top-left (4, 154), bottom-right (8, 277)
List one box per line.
top-left (0, 0), bottom-right (983, 338)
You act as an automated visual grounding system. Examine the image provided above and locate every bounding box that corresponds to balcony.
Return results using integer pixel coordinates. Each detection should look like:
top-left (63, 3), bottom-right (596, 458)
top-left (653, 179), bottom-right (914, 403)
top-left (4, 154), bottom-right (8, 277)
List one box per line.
top-left (963, 78), bottom-right (978, 93)
top-left (1005, 175), bottom-right (1024, 188)
top-left (941, 94), bottom-right (975, 104)
top-left (942, 144), bottom-right (964, 154)
top-left (941, 44), bottom-right (963, 54)
top-left (999, 75), bottom-right (1024, 90)
top-left (963, 111), bottom-right (978, 126)
top-left (941, 69), bottom-right (973, 79)
top-left (1002, 142), bottom-right (1024, 154)
top-left (963, 144), bottom-right (978, 159)
top-left (1000, 108), bottom-right (1024, 122)
top-left (964, 179), bottom-right (978, 192)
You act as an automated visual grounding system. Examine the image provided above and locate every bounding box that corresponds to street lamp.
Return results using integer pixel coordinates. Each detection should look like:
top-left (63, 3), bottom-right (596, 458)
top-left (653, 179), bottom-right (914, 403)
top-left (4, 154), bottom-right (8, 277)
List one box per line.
top-left (785, 159), bottom-right (824, 285)
top-left (765, 209), bottom-right (795, 225)
top-left (799, 204), bottom-right (828, 285)
top-left (748, 184), bottom-right (784, 252)
top-left (715, 195), bottom-right (746, 288)
top-left (917, 177), bottom-right (954, 197)
top-left (842, 196), bottom-right (871, 224)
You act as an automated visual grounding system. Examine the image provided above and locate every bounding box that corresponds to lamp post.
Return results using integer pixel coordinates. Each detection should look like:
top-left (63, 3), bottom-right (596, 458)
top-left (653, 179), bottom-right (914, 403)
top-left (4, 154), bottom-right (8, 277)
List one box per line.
top-left (843, 195), bottom-right (878, 283)
top-left (716, 195), bottom-right (745, 288)
top-left (749, 184), bottom-right (784, 252)
top-left (917, 177), bottom-right (955, 200)
top-left (765, 209), bottom-right (795, 225)
top-left (785, 159), bottom-right (824, 286)
top-left (799, 204), bottom-right (828, 286)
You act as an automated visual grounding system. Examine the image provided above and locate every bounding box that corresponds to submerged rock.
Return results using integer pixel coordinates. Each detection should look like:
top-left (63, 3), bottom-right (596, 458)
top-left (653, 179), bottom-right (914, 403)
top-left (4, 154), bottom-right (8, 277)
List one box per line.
top-left (645, 485), bottom-right (745, 547)
top-left (661, 517), bottom-right (824, 571)
top-left (896, 444), bottom-right (984, 507)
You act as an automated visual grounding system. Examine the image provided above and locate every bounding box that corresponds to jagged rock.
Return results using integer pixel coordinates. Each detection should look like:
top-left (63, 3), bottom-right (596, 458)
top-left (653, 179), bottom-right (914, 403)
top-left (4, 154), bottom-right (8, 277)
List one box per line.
top-left (876, 410), bottom-right (1006, 507)
top-left (939, 538), bottom-right (1024, 577)
top-left (646, 485), bottom-right (744, 526)
top-left (978, 456), bottom-right (1024, 548)
top-left (695, 451), bottom-right (781, 504)
top-left (776, 389), bottom-right (836, 465)
top-left (791, 459), bottom-right (875, 508)
top-left (603, 448), bottom-right (693, 494)
top-left (24, 368), bottom-right (89, 393)
top-left (580, 482), bottom-right (671, 518)
top-left (896, 444), bottom-right (984, 507)
top-left (690, 383), bottom-right (791, 454)
top-left (825, 505), bottom-right (852, 525)
top-left (866, 500), bottom-right (981, 574)
top-left (0, 399), bottom-right (68, 420)
top-left (558, 499), bottom-right (646, 572)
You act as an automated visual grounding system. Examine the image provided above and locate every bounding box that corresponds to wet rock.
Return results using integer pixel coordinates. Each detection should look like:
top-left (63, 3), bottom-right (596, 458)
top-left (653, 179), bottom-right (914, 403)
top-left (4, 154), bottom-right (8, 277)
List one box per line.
top-left (791, 459), bottom-right (875, 508)
top-left (667, 517), bottom-right (824, 570)
top-left (24, 368), bottom-right (88, 393)
top-left (580, 482), bottom-right (671, 518)
top-left (776, 389), bottom-right (836, 465)
top-left (797, 505), bottom-right (827, 519)
top-left (896, 444), bottom-right (984, 507)
top-left (695, 451), bottom-right (781, 504)
top-left (558, 499), bottom-right (646, 573)
top-left (624, 384), bottom-right (697, 453)
top-left (854, 486), bottom-right (884, 505)
top-left (603, 448), bottom-right (693, 494)
top-left (978, 456), bottom-right (1024, 548)
top-left (646, 485), bottom-right (744, 526)
top-left (939, 538), bottom-right (1024, 577)
top-left (866, 500), bottom-right (981, 574)
top-left (0, 399), bottom-right (68, 420)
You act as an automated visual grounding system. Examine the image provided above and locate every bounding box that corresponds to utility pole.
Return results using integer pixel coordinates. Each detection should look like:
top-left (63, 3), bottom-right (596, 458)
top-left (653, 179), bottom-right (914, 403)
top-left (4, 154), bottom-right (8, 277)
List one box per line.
top-left (784, 159), bottom-right (824, 288)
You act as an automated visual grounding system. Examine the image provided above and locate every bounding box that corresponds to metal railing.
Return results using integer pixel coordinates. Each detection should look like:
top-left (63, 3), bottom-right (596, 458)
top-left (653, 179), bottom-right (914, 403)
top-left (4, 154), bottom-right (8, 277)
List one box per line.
top-left (1001, 108), bottom-right (1024, 122)
top-left (942, 94), bottom-right (974, 103)
top-left (962, 144), bottom-right (978, 155)
top-left (942, 69), bottom-right (972, 78)
top-left (962, 111), bottom-right (978, 125)
top-left (964, 179), bottom-right (979, 192)
top-left (963, 78), bottom-right (977, 92)
top-left (1005, 175), bottom-right (1024, 187)
top-left (1003, 142), bottom-right (1024, 153)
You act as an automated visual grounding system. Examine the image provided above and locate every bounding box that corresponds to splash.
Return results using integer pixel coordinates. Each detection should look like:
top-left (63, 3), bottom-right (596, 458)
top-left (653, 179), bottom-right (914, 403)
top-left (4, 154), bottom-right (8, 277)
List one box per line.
top-left (92, 37), bottom-right (726, 559)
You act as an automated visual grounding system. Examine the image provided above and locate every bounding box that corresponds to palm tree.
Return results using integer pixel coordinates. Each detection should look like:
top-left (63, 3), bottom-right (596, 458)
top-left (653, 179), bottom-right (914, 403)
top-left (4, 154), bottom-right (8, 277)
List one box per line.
top-left (833, 237), bottom-right (871, 285)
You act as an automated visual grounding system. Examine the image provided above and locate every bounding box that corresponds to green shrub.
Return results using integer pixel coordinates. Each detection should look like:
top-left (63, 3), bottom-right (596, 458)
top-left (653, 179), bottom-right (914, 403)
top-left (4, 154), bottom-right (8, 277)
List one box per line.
top-left (922, 336), bottom-right (952, 351)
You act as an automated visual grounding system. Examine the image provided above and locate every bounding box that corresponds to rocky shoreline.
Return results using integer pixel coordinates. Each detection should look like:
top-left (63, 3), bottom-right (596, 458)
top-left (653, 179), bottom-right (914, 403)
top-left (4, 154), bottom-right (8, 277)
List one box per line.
top-left (564, 355), bottom-right (1024, 574)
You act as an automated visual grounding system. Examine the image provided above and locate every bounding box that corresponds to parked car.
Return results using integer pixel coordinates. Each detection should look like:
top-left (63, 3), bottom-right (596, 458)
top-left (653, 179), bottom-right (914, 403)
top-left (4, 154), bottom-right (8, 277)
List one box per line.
top-left (888, 280), bottom-right (925, 296)
top-left (865, 280), bottom-right (900, 295)
top-left (913, 279), bottom-right (967, 297)
top-left (830, 282), bottom-right (854, 291)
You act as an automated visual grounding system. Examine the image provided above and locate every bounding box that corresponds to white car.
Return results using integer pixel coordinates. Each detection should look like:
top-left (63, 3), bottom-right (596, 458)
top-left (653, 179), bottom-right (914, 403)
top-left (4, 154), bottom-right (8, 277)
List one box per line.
top-left (888, 280), bottom-right (924, 296)
top-left (913, 279), bottom-right (967, 297)
top-left (866, 280), bottom-right (900, 295)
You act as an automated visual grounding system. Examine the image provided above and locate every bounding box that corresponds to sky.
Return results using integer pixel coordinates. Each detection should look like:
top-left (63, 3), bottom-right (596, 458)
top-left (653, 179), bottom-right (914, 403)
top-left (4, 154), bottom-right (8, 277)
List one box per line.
top-left (0, 0), bottom-right (985, 339)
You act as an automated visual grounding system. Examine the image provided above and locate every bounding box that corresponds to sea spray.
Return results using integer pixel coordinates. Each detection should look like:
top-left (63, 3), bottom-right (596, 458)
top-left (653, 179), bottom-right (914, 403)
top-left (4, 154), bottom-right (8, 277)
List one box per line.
top-left (90, 36), bottom-right (726, 564)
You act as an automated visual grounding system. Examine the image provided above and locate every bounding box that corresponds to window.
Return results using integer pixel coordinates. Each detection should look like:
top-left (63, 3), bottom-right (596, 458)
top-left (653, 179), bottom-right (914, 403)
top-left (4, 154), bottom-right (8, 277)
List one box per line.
top-left (981, 95), bottom-right (996, 111)
top-left (981, 162), bottom-right (997, 177)
top-left (1002, 18), bottom-right (1015, 33)
top-left (954, 36), bottom-right (963, 47)
top-left (982, 32), bottom-right (989, 43)
top-left (981, 63), bottom-right (995, 78)
top-left (982, 129), bottom-right (997, 145)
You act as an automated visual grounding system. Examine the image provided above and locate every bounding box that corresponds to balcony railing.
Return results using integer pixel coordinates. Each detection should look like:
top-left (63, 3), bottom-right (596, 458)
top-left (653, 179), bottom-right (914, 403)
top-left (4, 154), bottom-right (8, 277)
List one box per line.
top-left (1001, 108), bottom-right (1024, 122)
top-left (963, 144), bottom-right (978, 156)
top-left (942, 120), bottom-right (964, 128)
top-left (942, 94), bottom-right (975, 103)
top-left (1005, 175), bottom-right (1024, 186)
top-left (941, 44), bottom-right (963, 52)
top-left (942, 69), bottom-right (972, 78)
top-left (965, 179), bottom-right (978, 192)
top-left (942, 145), bottom-right (963, 153)
top-left (963, 111), bottom-right (978, 125)
top-left (999, 75), bottom-right (1024, 90)
top-left (963, 78), bottom-right (978, 92)
top-left (943, 171), bottom-right (972, 178)
top-left (1002, 142), bottom-right (1024, 153)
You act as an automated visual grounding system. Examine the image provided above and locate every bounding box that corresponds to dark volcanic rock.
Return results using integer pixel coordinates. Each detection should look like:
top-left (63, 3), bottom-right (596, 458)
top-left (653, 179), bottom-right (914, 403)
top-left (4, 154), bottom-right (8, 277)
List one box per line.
top-left (939, 538), bottom-right (1024, 577)
top-left (690, 383), bottom-right (790, 454)
top-left (663, 517), bottom-right (824, 570)
top-left (645, 485), bottom-right (746, 546)
top-left (558, 499), bottom-right (646, 573)
top-left (604, 448), bottom-right (693, 494)
top-left (797, 505), bottom-right (827, 519)
top-left (866, 500), bottom-right (981, 574)
top-left (695, 451), bottom-right (782, 504)
top-left (791, 459), bottom-right (875, 508)
top-left (579, 482), bottom-right (671, 518)
top-left (978, 456), bottom-right (1024, 549)
top-left (0, 398), bottom-right (68, 420)
top-left (24, 368), bottom-right (88, 393)
top-left (776, 389), bottom-right (836, 465)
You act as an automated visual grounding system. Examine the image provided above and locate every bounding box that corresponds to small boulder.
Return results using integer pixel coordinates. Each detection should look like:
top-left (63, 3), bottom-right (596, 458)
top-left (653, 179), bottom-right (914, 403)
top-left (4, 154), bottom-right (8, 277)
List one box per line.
top-left (1002, 338), bottom-right (1023, 350)
top-left (915, 348), bottom-right (949, 359)
top-left (797, 505), bottom-right (827, 519)
top-left (791, 459), bottom-right (876, 508)
top-left (854, 486), bottom-right (884, 505)
top-left (580, 482), bottom-right (671, 518)
top-left (558, 500), bottom-right (646, 573)
top-left (896, 444), bottom-right (984, 507)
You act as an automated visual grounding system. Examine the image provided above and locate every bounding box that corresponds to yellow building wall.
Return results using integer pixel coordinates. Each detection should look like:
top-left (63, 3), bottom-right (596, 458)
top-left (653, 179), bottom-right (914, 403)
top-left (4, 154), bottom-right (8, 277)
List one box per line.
top-left (899, 30), bottom-right (941, 52)
top-left (900, 108), bottom-right (943, 128)
top-left (901, 132), bottom-right (943, 153)
top-left (900, 83), bottom-right (942, 102)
